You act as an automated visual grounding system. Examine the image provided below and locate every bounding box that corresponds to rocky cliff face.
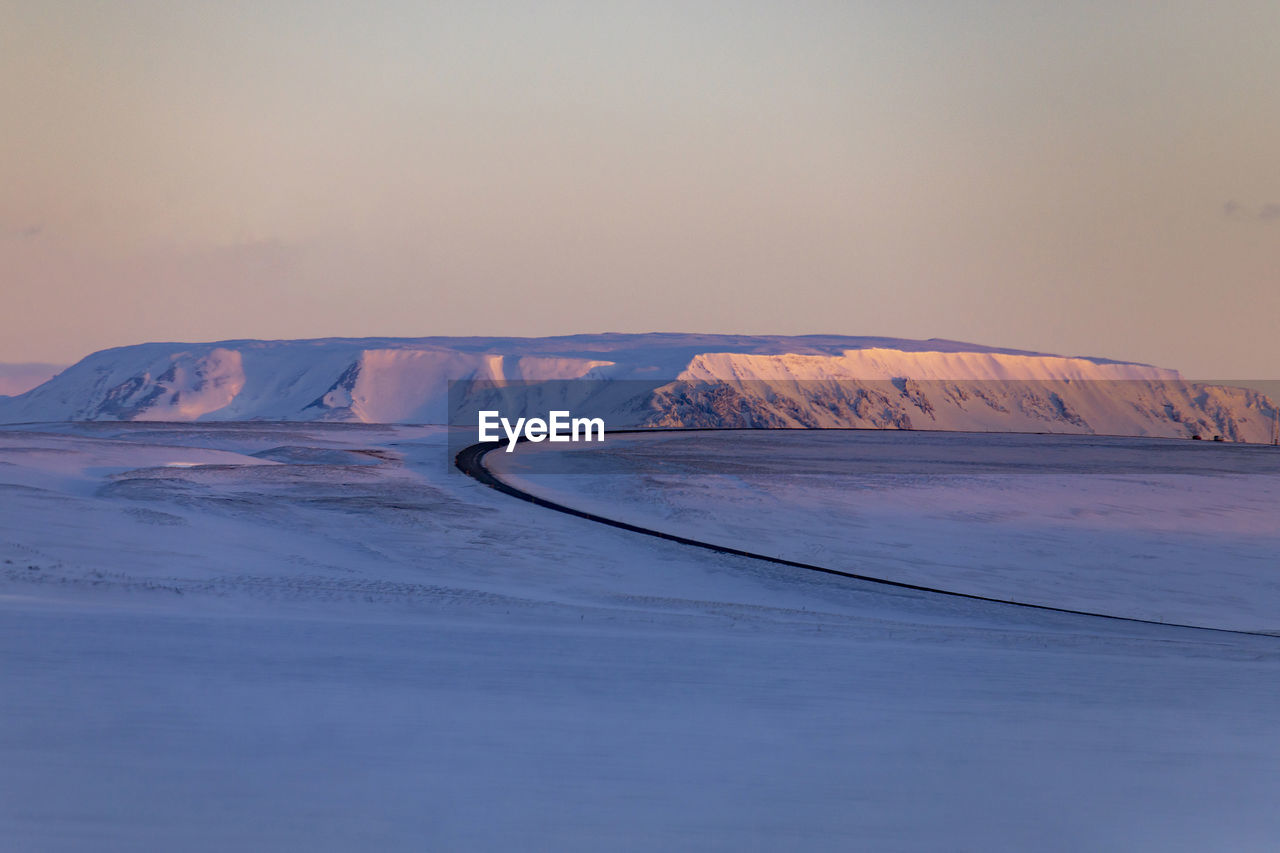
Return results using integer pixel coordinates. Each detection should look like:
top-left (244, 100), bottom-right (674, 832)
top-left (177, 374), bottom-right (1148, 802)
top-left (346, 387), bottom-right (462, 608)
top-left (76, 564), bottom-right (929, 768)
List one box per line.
top-left (2, 335), bottom-right (1274, 441)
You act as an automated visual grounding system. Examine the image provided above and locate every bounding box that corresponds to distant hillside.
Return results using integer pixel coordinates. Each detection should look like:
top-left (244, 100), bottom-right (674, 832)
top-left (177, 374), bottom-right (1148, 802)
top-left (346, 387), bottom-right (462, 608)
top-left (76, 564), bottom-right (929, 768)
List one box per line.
top-left (0, 363), bottom-right (66, 398)
top-left (0, 335), bottom-right (1274, 441)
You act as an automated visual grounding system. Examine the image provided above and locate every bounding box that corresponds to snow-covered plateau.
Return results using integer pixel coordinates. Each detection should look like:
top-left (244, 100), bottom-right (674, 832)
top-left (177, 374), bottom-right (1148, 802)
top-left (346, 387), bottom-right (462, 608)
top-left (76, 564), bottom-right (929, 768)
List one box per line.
top-left (2, 335), bottom-right (1275, 441)
top-left (2, 421), bottom-right (1279, 851)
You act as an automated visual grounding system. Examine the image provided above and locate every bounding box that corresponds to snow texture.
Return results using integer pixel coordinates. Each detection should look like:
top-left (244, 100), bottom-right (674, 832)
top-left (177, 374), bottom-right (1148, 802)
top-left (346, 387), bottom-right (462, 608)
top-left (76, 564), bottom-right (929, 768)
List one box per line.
top-left (2, 422), bottom-right (1279, 851)
top-left (494, 430), bottom-right (1280, 632)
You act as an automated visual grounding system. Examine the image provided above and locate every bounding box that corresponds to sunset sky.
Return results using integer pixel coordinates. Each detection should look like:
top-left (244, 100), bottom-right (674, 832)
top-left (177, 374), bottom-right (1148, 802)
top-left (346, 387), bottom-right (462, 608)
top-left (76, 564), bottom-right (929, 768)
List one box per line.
top-left (3, 1), bottom-right (1277, 376)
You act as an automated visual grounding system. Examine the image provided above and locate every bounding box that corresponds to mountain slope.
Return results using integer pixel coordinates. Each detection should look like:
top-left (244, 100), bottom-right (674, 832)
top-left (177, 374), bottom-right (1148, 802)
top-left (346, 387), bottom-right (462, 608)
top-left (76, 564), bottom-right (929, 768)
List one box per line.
top-left (0, 334), bottom-right (1274, 441)
top-left (0, 363), bottom-right (66, 397)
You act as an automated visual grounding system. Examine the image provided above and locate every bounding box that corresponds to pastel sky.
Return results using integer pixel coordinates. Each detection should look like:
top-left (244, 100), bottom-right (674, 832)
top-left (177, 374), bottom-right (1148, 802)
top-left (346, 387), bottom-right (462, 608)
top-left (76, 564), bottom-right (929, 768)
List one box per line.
top-left (2, 1), bottom-right (1277, 376)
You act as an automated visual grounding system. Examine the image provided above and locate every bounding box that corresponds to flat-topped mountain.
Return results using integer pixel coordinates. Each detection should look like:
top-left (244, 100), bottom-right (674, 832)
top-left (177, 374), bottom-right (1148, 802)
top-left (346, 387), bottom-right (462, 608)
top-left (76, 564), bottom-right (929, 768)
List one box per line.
top-left (1, 334), bottom-right (1274, 441)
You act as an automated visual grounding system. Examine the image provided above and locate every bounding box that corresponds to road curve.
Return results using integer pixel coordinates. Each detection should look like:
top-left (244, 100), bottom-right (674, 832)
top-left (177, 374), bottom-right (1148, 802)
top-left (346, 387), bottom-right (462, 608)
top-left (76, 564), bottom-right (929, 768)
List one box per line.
top-left (455, 431), bottom-right (1278, 639)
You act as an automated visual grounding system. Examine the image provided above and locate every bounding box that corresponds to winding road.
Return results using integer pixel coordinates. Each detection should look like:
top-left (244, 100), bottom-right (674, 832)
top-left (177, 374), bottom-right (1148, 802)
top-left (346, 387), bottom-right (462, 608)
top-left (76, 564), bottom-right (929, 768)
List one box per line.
top-left (455, 431), bottom-right (1279, 639)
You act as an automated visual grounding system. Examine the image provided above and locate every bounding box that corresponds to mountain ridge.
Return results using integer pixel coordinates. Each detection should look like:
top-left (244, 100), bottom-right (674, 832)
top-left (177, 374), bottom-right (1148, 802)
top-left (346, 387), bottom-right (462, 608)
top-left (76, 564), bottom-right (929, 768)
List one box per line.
top-left (1, 335), bottom-right (1273, 441)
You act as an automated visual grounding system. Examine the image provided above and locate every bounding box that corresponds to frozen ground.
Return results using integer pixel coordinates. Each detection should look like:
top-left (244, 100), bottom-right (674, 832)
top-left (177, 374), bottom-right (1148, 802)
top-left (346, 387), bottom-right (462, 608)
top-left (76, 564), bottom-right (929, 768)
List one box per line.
top-left (495, 430), bottom-right (1280, 633)
top-left (2, 423), bottom-right (1279, 851)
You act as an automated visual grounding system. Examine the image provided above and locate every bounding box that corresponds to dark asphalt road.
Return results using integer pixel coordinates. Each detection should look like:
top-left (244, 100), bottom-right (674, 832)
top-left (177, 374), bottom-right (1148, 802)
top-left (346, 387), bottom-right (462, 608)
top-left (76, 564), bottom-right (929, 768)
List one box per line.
top-left (455, 430), bottom-right (1278, 639)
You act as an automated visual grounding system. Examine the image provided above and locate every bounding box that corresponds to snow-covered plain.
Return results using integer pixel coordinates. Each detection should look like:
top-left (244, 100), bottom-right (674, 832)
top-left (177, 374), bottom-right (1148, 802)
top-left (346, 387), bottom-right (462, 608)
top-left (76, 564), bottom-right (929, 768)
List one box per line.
top-left (3, 423), bottom-right (1280, 851)
top-left (494, 430), bottom-right (1280, 633)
